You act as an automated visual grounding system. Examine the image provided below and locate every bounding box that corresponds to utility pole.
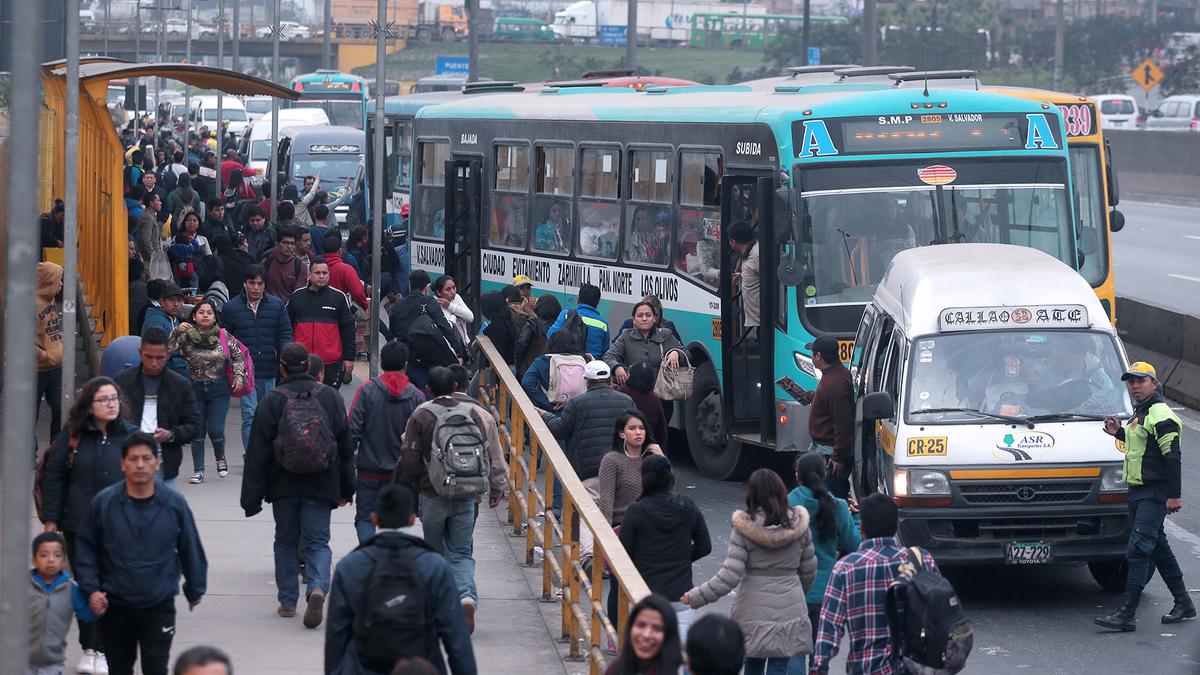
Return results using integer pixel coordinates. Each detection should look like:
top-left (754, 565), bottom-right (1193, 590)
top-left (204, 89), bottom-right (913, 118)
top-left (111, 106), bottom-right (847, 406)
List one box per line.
top-left (1, 0), bottom-right (42, 661)
top-left (467, 0), bottom-right (479, 82)
top-left (863, 0), bottom-right (877, 66)
top-left (270, 0), bottom-right (280, 225)
top-left (233, 0), bottom-right (241, 73)
top-left (104, 0), bottom-right (110, 55)
top-left (1053, 0), bottom-right (1064, 90)
top-left (371, 0), bottom-right (387, 377)
top-left (801, 0), bottom-right (811, 66)
top-left (186, 1), bottom-right (192, 143)
top-left (63, 0), bottom-right (81, 447)
top-left (217, 0), bottom-right (225, 198)
top-left (625, 0), bottom-right (637, 70)
top-left (324, 0), bottom-right (333, 69)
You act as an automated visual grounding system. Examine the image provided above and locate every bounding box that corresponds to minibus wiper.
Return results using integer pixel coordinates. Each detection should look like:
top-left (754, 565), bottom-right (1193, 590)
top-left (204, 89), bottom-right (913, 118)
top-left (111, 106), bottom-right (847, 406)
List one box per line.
top-left (910, 407), bottom-right (1035, 429)
top-left (1026, 412), bottom-right (1110, 422)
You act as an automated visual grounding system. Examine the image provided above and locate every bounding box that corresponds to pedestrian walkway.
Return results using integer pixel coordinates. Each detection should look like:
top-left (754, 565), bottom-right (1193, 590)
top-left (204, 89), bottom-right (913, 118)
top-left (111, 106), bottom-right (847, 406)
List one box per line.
top-left (36, 367), bottom-right (571, 674)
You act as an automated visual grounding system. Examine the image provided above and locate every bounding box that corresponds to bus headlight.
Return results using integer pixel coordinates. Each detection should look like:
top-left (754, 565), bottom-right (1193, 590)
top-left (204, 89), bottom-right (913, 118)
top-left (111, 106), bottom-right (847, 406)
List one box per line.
top-left (1100, 466), bottom-right (1127, 491)
top-left (793, 352), bottom-right (821, 379)
top-left (894, 468), bottom-right (950, 496)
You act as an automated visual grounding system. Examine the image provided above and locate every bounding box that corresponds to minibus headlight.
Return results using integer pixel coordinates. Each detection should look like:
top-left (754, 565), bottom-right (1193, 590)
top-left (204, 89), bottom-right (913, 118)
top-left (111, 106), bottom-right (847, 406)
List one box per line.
top-left (894, 468), bottom-right (950, 496)
top-left (1101, 466), bottom-right (1127, 492)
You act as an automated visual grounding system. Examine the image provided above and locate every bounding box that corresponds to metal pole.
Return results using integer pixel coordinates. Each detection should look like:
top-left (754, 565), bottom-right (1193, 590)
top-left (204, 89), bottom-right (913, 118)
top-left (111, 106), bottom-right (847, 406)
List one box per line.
top-left (104, 0), bottom-right (111, 55)
top-left (63, 0), bottom-right (81, 419)
top-left (186, 3), bottom-right (192, 145)
top-left (136, 3), bottom-right (142, 130)
top-left (157, 8), bottom-right (165, 125)
top-left (1053, 0), bottom-right (1064, 90)
top-left (863, 0), bottom-right (877, 66)
top-left (217, 0), bottom-right (225, 198)
top-left (801, 0), bottom-right (811, 66)
top-left (233, 0), bottom-right (240, 72)
top-left (1, 0), bottom-right (42, 660)
top-left (270, 0), bottom-right (280, 224)
top-left (625, 0), bottom-right (637, 70)
top-left (324, 0), bottom-right (333, 69)
top-left (371, 0), bottom-right (386, 377)
top-left (467, 0), bottom-right (478, 82)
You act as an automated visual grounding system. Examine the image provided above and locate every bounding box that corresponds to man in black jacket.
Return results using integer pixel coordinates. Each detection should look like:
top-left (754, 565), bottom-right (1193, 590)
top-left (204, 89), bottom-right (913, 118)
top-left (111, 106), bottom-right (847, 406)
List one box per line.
top-left (240, 343), bottom-right (354, 630)
top-left (114, 327), bottom-right (202, 488)
top-left (388, 270), bottom-right (466, 392)
top-left (76, 432), bottom-right (207, 675)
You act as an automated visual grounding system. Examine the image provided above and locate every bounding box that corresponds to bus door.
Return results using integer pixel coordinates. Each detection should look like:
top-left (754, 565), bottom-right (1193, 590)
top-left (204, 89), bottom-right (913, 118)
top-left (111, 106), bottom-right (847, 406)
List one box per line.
top-left (444, 157), bottom-right (483, 331)
top-left (365, 114), bottom-right (401, 228)
top-left (719, 173), bottom-right (776, 443)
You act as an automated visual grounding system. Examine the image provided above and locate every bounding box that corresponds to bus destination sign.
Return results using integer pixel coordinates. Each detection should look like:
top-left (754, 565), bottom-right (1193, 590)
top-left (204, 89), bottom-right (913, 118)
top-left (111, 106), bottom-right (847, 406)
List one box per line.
top-left (794, 113), bottom-right (1062, 157)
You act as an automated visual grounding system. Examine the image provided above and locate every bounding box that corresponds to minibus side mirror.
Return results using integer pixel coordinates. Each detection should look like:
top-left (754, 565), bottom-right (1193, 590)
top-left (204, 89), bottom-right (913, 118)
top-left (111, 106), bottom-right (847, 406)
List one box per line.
top-left (861, 391), bottom-right (896, 421)
top-left (1109, 209), bottom-right (1125, 233)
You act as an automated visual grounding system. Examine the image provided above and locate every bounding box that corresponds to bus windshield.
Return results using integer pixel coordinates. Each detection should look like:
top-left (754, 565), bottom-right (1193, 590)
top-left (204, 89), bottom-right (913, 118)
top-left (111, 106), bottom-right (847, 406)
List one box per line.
top-left (799, 159), bottom-right (1073, 332)
top-left (203, 108), bottom-right (248, 122)
top-left (291, 155), bottom-right (360, 192)
top-left (906, 330), bottom-right (1131, 423)
top-left (294, 100), bottom-right (363, 128)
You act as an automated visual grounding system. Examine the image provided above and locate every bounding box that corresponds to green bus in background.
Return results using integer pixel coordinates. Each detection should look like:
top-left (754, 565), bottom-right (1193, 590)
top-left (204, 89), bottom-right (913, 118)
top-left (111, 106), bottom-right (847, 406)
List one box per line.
top-left (491, 17), bottom-right (562, 43)
top-left (689, 13), bottom-right (847, 50)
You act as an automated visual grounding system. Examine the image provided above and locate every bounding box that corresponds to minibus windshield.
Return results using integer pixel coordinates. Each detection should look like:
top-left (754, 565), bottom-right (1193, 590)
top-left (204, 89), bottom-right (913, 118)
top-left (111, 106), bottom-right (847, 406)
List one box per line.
top-left (906, 330), bottom-right (1131, 424)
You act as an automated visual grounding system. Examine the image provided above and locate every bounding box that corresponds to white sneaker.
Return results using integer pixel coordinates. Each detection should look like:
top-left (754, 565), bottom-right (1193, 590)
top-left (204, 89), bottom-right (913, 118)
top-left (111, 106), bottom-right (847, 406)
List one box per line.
top-left (189, 471), bottom-right (204, 484)
top-left (76, 649), bottom-right (97, 674)
top-left (93, 652), bottom-right (109, 675)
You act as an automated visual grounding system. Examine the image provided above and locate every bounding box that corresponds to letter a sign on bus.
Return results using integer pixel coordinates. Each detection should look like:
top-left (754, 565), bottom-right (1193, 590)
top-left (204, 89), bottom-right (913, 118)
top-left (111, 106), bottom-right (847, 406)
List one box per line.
top-left (797, 120), bottom-right (838, 158)
top-left (1024, 114), bottom-right (1059, 150)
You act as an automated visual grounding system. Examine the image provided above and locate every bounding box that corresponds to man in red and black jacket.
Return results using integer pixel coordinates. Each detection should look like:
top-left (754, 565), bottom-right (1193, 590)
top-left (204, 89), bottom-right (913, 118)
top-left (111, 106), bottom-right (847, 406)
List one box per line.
top-left (288, 258), bottom-right (355, 390)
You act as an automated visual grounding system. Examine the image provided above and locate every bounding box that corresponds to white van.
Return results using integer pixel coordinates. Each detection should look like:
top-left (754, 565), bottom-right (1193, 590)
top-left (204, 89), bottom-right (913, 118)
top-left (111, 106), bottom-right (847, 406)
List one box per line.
top-left (243, 108), bottom-right (331, 184)
top-left (851, 244), bottom-right (1132, 589)
top-left (190, 95), bottom-right (250, 141)
top-left (1092, 94), bottom-right (1138, 130)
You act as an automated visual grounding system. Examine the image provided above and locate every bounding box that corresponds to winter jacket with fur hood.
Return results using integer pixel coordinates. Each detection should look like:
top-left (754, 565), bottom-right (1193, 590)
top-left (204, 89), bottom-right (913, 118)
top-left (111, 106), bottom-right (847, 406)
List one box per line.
top-left (685, 506), bottom-right (818, 658)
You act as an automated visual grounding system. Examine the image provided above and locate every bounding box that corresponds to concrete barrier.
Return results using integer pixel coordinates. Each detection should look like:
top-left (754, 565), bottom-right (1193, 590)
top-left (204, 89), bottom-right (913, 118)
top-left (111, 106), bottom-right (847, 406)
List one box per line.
top-left (1106, 130), bottom-right (1200, 205)
top-left (1116, 296), bottom-right (1200, 409)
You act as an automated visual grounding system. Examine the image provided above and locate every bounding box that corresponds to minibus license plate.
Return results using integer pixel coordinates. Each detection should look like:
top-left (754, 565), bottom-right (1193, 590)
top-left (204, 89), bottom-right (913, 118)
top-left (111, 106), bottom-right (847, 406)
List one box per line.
top-left (1006, 541), bottom-right (1052, 565)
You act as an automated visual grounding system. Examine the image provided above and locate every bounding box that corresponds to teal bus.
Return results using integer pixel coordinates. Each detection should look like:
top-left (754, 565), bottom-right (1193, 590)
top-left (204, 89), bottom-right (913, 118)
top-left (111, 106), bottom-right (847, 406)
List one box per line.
top-left (289, 69), bottom-right (369, 129)
top-left (403, 83), bottom-right (1075, 480)
top-left (690, 13), bottom-right (848, 50)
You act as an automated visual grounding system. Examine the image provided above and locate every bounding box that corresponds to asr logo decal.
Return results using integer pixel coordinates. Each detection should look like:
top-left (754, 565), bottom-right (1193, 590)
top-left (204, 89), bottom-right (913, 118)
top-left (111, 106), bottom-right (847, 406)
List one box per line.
top-left (1024, 114), bottom-right (1060, 150)
top-left (994, 431), bottom-right (1055, 461)
top-left (797, 120), bottom-right (839, 158)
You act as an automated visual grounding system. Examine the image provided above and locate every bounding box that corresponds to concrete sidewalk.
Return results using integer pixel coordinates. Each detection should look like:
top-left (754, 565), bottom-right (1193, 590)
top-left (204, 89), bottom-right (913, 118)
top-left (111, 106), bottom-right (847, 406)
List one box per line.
top-left (40, 369), bottom-right (569, 674)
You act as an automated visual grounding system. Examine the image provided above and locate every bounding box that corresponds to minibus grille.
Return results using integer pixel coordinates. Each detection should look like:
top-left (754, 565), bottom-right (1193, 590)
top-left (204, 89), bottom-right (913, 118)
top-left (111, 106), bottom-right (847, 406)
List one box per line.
top-left (958, 481), bottom-right (1092, 505)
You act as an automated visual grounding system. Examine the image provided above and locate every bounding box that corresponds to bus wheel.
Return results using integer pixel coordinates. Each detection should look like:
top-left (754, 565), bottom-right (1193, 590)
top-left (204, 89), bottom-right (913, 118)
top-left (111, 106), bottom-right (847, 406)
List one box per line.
top-left (685, 362), bottom-right (754, 481)
top-left (1088, 560), bottom-right (1128, 592)
top-left (416, 27), bottom-right (433, 43)
top-left (442, 27), bottom-right (458, 42)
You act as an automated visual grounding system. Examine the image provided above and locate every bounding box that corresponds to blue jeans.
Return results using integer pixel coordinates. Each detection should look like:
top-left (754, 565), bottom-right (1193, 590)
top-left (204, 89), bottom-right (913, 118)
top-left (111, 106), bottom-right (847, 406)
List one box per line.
top-left (420, 494), bottom-right (478, 603)
top-left (191, 379), bottom-right (230, 472)
top-left (1126, 483), bottom-right (1184, 594)
top-left (744, 657), bottom-right (791, 675)
top-left (238, 376), bottom-right (276, 449)
top-left (272, 497), bottom-right (333, 607)
top-left (354, 475), bottom-right (390, 543)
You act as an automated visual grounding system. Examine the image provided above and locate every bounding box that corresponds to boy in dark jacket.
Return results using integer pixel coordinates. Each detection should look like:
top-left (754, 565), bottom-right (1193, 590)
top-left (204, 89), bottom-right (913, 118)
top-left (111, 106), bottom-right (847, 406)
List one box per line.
top-left (75, 433), bottom-right (207, 675)
top-left (324, 484), bottom-right (476, 675)
top-left (241, 343), bottom-right (354, 629)
top-left (221, 264), bottom-right (293, 447)
top-left (29, 532), bottom-right (99, 675)
top-left (347, 340), bottom-right (425, 543)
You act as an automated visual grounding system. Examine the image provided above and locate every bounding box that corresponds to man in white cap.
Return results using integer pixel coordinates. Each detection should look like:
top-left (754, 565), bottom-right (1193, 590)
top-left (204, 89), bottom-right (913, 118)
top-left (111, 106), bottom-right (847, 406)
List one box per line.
top-left (543, 360), bottom-right (636, 562)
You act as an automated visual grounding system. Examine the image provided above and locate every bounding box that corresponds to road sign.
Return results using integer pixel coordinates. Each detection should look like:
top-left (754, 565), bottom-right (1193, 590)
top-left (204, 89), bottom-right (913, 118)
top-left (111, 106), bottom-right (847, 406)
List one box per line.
top-left (435, 56), bottom-right (470, 76)
top-left (1130, 58), bottom-right (1164, 91)
top-left (807, 47), bottom-right (820, 66)
top-left (599, 25), bottom-right (627, 46)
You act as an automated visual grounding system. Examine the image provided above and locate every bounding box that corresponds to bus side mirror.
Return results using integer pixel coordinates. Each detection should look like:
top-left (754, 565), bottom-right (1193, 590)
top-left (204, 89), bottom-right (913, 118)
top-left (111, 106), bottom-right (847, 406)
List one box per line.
top-left (861, 391), bottom-right (895, 421)
top-left (1109, 209), bottom-right (1125, 233)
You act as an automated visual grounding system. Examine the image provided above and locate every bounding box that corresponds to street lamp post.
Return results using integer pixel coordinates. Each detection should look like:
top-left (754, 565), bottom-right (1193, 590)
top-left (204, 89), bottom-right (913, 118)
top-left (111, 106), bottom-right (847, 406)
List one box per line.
top-left (371, 0), bottom-right (388, 377)
top-left (270, 0), bottom-right (280, 224)
top-left (217, 0), bottom-right (225, 198)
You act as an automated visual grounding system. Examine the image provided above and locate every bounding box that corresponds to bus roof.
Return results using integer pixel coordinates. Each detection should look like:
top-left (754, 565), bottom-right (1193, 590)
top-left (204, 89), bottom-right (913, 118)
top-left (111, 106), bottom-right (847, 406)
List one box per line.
top-left (281, 125), bottom-right (365, 146)
top-left (983, 85), bottom-right (1093, 106)
top-left (874, 244), bottom-right (1110, 337)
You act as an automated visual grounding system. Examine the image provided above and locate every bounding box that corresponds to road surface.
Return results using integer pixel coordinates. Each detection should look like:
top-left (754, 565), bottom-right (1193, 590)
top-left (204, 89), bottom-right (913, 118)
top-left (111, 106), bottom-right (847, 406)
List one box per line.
top-left (1114, 200), bottom-right (1200, 316)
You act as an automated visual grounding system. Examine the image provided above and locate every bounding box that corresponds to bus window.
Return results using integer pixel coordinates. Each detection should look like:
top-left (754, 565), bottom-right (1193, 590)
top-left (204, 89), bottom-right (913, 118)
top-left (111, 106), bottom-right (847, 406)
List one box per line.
top-left (397, 121), bottom-right (413, 191)
top-left (532, 145), bottom-right (574, 255)
top-left (673, 151), bottom-right (723, 285)
top-left (491, 143), bottom-right (530, 249)
top-left (578, 147), bottom-right (620, 261)
top-left (624, 149), bottom-right (673, 267)
top-left (414, 141), bottom-right (449, 239)
top-left (1069, 146), bottom-right (1107, 287)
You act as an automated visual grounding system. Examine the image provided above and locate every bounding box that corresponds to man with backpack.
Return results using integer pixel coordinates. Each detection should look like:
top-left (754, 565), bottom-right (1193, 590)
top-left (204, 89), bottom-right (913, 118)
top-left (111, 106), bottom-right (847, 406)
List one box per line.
top-left (389, 271), bottom-right (467, 392)
top-left (241, 343), bottom-right (354, 630)
top-left (546, 283), bottom-right (609, 359)
top-left (324, 484), bottom-right (477, 675)
top-left (400, 366), bottom-right (500, 635)
top-left (812, 493), bottom-right (970, 675)
top-left (348, 341), bottom-right (426, 543)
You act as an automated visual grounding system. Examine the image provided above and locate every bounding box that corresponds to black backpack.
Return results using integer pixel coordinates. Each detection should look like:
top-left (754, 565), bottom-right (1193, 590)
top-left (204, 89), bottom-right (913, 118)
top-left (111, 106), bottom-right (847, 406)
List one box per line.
top-left (886, 548), bottom-right (973, 674)
top-left (354, 538), bottom-right (434, 671)
top-left (556, 309), bottom-right (587, 355)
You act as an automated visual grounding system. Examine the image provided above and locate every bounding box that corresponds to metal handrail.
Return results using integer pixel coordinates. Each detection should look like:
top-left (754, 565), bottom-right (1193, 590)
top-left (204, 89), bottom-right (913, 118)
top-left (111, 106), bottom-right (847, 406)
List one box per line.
top-left (473, 337), bottom-right (651, 674)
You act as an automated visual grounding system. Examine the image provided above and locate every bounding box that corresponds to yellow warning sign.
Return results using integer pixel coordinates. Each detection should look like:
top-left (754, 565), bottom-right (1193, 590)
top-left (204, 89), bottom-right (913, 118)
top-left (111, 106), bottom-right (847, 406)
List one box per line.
top-left (1130, 58), bottom-right (1164, 92)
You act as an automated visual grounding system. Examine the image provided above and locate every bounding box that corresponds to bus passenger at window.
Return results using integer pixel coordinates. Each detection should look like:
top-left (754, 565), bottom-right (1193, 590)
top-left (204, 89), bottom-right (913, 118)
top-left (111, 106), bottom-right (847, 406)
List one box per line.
top-left (625, 206), bottom-right (657, 263)
top-left (579, 209), bottom-right (613, 258)
top-left (418, 192), bottom-right (445, 238)
top-left (597, 218), bottom-right (619, 259)
top-left (534, 199), bottom-right (571, 253)
top-left (645, 211), bottom-right (672, 265)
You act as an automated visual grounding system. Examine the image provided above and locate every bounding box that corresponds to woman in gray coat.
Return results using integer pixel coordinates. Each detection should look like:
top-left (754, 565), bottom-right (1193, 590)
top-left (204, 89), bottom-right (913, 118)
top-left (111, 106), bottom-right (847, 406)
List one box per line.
top-left (605, 299), bottom-right (683, 386)
top-left (681, 468), bottom-right (818, 675)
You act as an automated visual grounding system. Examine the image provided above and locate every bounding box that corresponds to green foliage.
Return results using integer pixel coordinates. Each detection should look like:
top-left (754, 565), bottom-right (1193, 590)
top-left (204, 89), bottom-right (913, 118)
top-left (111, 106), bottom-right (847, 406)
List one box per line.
top-left (1010, 16), bottom-right (1170, 91)
top-left (1162, 46), bottom-right (1200, 97)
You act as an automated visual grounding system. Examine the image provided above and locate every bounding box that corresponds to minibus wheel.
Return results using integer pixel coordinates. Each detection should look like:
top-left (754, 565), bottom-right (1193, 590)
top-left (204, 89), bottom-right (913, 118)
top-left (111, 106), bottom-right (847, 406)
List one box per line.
top-left (1088, 560), bottom-right (1128, 592)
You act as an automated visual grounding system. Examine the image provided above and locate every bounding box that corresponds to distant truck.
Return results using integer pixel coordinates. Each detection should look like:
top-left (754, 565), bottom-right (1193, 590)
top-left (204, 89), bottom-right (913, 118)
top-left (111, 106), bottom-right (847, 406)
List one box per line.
top-left (332, 0), bottom-right (480, 43)
top-left (551, 0), bottom-right (767, 43)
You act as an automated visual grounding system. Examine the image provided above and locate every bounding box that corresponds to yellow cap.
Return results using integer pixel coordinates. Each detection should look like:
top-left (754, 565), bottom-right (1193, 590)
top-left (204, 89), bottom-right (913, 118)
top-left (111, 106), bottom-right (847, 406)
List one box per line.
top-left (1121, 361), bottom-right (1157, 381)
top-left (513, 275), bottom-right (533, 287)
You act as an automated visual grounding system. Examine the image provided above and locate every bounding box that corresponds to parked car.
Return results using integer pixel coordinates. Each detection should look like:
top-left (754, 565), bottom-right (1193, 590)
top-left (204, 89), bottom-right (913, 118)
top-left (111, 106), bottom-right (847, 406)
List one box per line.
top-left (1092, 94), bottom-right (1139, 130)
top-left (1144, 94), bottom-right (1200, 132)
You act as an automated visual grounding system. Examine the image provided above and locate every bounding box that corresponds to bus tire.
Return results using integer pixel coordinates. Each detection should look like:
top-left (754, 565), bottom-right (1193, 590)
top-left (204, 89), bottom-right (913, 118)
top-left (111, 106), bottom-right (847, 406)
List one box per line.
top-left (442, 27), bottom-right (458, 42)
top-left (1088, 560), bottom-right (1128, 592)
top-left (685, 361), bottom-right (753, 481)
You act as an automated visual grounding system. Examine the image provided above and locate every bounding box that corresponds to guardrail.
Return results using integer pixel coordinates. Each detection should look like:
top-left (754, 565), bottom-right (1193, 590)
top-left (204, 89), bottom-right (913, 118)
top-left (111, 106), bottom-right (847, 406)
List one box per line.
top-left (1106, 129), bottom-right (1200, 206)
top-left (1116, 296), bottom-right (1200, 409)
top-left (472, 337), bottom-right (651, 674)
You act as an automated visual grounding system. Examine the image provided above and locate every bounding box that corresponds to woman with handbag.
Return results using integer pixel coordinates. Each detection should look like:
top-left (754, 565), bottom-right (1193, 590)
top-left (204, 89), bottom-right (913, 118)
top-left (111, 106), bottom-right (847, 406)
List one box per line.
top-left (168, 299), bottom-right (249, 484)
top-left (605, 300), bottom-right (688, 422)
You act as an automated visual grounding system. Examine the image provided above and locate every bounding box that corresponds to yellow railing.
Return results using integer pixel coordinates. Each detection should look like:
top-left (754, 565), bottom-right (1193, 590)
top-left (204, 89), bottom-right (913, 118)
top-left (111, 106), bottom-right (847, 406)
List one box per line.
top-left (473, 337), bottom-right (651, 674)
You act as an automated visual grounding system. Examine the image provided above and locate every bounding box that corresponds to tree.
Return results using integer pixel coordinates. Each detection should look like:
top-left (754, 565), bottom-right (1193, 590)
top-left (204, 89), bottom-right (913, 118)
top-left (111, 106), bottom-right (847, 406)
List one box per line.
top-left (1162, 46), bottom-right (1200, 96)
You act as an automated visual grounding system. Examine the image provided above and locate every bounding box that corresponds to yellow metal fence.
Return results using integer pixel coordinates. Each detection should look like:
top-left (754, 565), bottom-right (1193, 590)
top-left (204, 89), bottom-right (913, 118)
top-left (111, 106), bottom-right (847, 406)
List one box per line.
top-left (473, 337), bottom-right (651, 674)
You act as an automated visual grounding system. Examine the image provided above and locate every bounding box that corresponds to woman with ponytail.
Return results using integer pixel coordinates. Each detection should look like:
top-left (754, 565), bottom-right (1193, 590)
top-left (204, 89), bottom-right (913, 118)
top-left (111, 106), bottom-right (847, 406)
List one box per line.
top-left (788, 452), bottom-right (861, 659)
